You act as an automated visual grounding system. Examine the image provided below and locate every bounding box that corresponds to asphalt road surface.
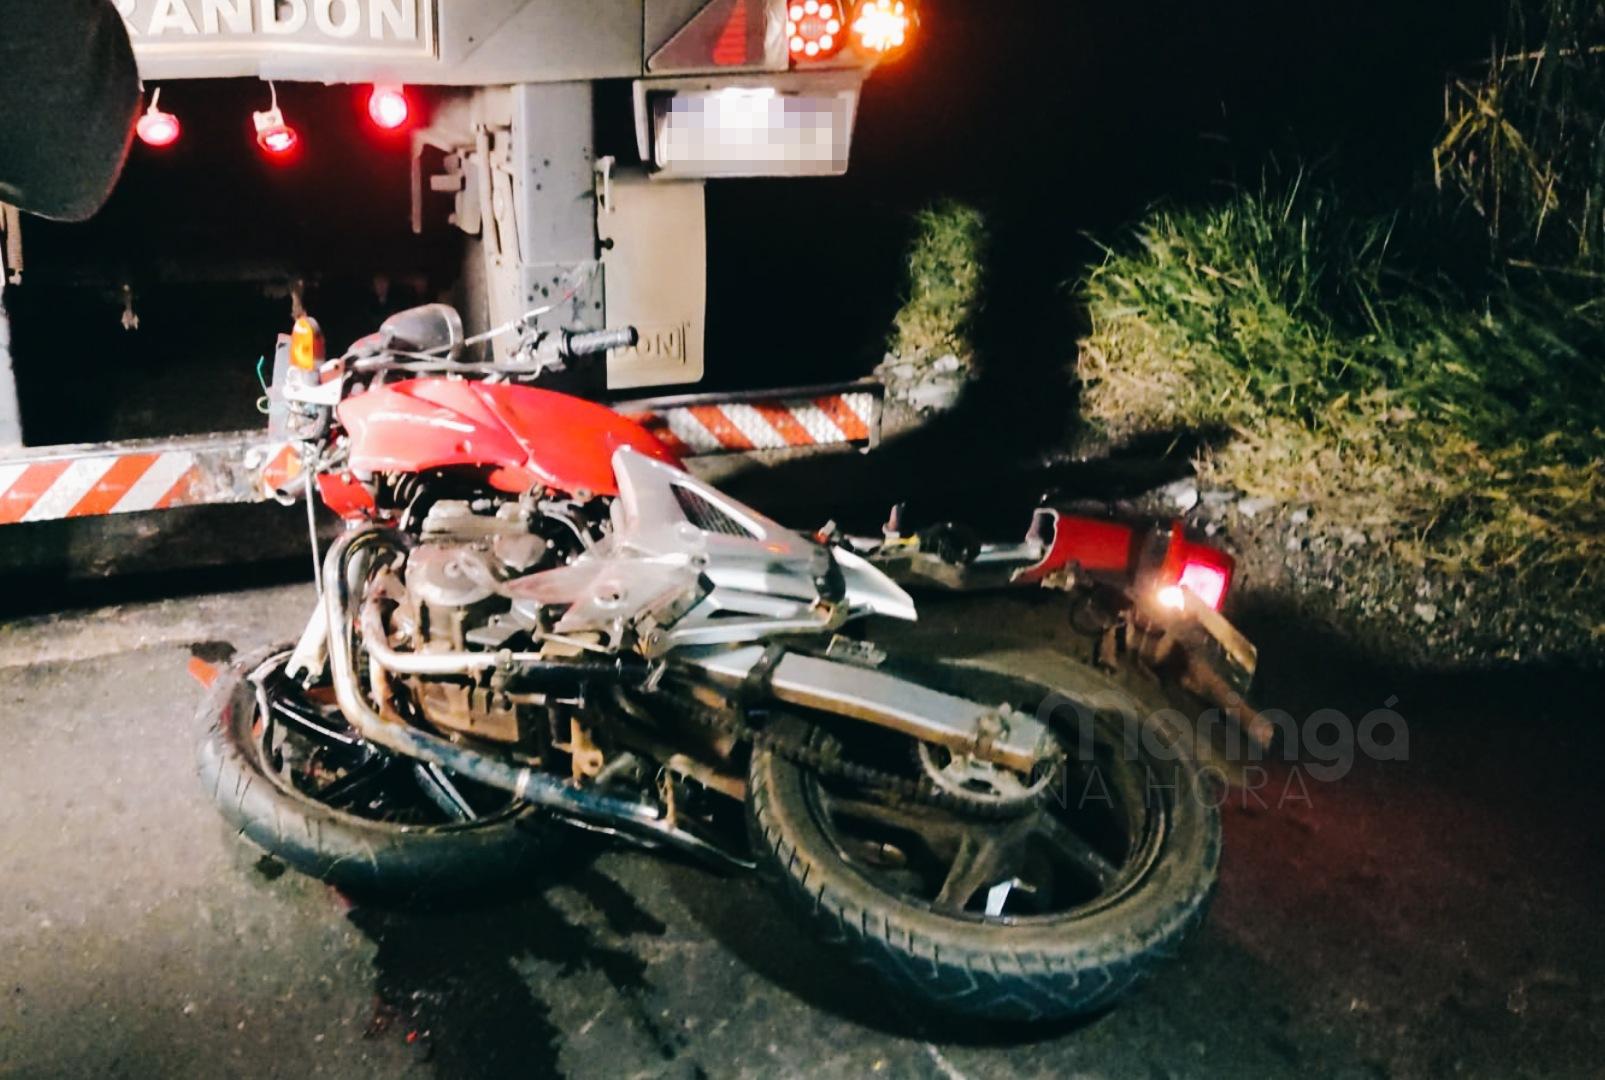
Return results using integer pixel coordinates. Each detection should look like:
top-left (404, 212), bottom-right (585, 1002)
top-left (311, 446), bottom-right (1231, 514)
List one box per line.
top-left (1, 582), bottom-right (1601, 1079)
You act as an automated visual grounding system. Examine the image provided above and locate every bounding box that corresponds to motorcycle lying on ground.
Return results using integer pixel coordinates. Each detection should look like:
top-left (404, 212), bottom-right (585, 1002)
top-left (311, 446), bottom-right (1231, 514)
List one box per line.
top-left (197, 303), bottom-right (1264, 1022)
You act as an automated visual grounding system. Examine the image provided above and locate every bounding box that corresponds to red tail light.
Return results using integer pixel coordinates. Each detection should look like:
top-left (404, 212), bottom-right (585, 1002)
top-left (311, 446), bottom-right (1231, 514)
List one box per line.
top-left (1015, 510), bottom-right (1234, 612)
top-left (137, 91), bottom-right (181, 148)
top-left (788, 0), bottom-right (845, 60)
top-left (258, 124), bottom-right (298, 155)
top-left (1157, 522), bottom-right (1234, 611)
top-left (1176, 560), bottom-right (1229, 610)
top-left (253, 84), bottom-right (299, 161)
top-left (367, 85), bottom-right (410, 130)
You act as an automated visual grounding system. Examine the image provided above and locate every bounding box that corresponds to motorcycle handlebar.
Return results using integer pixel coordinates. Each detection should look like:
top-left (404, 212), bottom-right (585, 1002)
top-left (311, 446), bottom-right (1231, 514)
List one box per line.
top-left (343, 325), bottom-right (639, 378)
top-left (561, 326), bottom-right (638, 359)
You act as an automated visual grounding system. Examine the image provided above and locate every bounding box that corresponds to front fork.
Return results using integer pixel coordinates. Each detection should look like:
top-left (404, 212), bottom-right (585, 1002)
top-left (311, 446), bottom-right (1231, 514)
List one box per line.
top-left (285, 596), bottom-right (329, 684)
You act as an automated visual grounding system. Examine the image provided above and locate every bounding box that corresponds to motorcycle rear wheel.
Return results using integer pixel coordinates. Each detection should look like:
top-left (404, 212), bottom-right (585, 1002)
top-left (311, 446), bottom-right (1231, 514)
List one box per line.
top-left (746, 657), bottom-right (1221, 1022)
top-left (196, 645), bottom-right (558, 898)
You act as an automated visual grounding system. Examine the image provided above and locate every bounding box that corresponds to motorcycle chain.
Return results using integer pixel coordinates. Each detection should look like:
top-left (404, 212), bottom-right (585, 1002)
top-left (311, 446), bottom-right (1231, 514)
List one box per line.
top-left (666, 684), bottom-right (1059, 820)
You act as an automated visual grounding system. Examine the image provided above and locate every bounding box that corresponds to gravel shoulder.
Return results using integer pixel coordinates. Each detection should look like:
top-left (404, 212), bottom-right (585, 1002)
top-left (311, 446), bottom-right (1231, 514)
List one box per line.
top-left (1134, 478), bottom-right (1603, 669)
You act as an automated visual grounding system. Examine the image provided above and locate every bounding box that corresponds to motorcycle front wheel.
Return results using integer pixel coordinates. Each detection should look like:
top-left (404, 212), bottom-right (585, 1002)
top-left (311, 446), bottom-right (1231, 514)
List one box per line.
top-left (745, 657), bottom-right (1221, 1023)
top-left (197, 645), bottom-right (558, 898)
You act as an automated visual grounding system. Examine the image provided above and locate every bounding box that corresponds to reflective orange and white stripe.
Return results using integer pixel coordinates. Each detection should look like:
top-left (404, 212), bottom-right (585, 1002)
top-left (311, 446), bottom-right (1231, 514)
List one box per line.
top-left (0, 451), bottom-right (203, 524)
top-left (624, 391), bottom-right (879, 457)
top-left (0, 385), bottom-right (882, 524)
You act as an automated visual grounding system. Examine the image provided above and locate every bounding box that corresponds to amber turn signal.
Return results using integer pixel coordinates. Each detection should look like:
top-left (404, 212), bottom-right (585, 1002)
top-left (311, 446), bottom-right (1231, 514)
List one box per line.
top-left (290, 316), bottom-right (325, 371)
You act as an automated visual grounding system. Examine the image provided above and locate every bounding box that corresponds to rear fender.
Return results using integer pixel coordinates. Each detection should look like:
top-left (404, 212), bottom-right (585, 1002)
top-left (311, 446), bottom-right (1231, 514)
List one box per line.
top-left (1014, 508), bottom-right (1141, 584)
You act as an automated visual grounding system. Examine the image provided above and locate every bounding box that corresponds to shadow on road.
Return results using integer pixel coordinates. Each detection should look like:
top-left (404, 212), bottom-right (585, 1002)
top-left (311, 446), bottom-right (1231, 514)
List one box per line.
top-left (344, 851), bottom-right (682, 1078)
top-left (658, 857), bottom-right (1107, 1048)
top-left (1198, 596), bottom-right (1605, 1077)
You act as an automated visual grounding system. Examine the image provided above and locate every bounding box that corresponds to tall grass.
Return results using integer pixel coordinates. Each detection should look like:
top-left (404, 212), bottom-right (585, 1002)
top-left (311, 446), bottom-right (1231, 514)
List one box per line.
top-left (888, 201), bottom-right (987, 363)
top-left (1080, 177), bottom-right (1605, 594)
top-left (1436, 0), bottom-right (1605, 271)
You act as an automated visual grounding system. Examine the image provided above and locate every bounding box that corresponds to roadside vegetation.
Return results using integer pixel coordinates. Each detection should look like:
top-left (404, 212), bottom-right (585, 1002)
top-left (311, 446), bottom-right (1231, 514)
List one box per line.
top-left (1082, 0), bottom-right (1605, 614)
top-left (876, 201), bottom-right (988, 413)
top-left (1079, 176), bottom-right (1605, 597)
top-left (886, 200), bottom-right (987, 365)
top-left (890, 0), bottom-right (1605, 648)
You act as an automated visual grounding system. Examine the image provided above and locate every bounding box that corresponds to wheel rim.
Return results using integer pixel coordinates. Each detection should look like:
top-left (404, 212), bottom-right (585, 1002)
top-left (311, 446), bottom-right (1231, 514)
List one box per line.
top-left (244, 652), bottom-right (527, 830)
top-left (794, 675), bottom-right (1172, 926)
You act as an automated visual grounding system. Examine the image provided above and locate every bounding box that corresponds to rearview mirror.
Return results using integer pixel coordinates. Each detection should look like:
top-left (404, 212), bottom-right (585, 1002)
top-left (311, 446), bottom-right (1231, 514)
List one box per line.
top-left (379, 304), bottom-right (464, 361)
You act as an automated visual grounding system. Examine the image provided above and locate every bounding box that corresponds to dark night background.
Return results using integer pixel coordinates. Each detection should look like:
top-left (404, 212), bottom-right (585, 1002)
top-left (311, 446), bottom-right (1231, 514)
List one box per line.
top-left (7, 0), bottom-right (1505, 444)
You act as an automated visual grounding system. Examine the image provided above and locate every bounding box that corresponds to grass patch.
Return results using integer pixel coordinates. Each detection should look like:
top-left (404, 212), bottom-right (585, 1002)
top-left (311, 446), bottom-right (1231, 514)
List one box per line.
top-left (1436, 0), bottom-right (1605, 272)
top-left (1079, 176), bottom-right (1605, 595)
top-left (888, 200), bottom-right (987, 364)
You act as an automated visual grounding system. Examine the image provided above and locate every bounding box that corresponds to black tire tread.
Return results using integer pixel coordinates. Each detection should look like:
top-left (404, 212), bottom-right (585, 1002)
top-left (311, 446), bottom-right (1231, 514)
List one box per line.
top-left (195, 644), bottom-right (556, 897)
top-left (746, 664), bottom-right (1222, 1023)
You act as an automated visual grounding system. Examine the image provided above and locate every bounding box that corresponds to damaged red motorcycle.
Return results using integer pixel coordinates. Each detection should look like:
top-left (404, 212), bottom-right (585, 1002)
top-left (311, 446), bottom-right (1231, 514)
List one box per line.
top-left (197, 303), bottom-right (1263, 1022)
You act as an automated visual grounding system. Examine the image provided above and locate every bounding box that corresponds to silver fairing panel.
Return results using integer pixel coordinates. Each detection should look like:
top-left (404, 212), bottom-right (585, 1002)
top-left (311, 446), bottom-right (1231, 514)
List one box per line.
top-left (503, 446), bottom-right (914, 649)
top-left (832, 544), bottom-right (918, 623)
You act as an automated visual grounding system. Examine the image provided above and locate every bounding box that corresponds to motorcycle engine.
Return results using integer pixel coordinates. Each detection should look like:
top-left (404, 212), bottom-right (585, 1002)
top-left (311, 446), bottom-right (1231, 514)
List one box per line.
top-left (388, 498), bottom-right (594, 743)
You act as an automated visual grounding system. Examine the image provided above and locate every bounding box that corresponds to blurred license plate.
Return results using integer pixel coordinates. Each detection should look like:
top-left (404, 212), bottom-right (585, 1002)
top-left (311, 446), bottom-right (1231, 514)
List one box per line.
top-left (650, 86), bottom-right (857, 178)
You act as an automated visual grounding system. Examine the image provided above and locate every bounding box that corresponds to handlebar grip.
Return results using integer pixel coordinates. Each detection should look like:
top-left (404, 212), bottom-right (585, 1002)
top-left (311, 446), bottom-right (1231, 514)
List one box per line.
top-left (561, 326), bottom-right (638, 358)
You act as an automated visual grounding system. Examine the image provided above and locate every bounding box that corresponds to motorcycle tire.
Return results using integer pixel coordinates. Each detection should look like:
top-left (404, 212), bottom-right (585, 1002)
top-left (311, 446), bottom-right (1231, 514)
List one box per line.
top-left (746, 656), bottom-right (1222, 1023)
top-left (196, 645), bottom-right (558, 898)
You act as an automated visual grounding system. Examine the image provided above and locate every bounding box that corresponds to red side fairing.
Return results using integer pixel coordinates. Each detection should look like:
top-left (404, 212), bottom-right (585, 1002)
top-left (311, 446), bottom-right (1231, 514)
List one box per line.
top-left (337, 379), bottom-right (681, 498)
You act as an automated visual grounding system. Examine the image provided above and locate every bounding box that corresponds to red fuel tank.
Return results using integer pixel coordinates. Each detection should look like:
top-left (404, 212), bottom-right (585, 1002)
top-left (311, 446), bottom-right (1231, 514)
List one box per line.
top-left (337, 378), bottom-right (681, 497)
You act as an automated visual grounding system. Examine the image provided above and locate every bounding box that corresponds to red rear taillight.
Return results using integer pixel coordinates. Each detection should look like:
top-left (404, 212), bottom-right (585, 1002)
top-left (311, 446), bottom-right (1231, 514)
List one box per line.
top-left (259, 125), bottom-right (298, 155)
top-left (137, 90), bottom-right (181, 148)
top-left (789, 1), bottom-right (845, 60)
top-left (253, 83), bottom-right (300, 161)
top-left (1177, 560), bottom-right (1229, 610)
top-left (367, 85), bottom-right (410, 130)
top-left (1156, 522), bottom-right (1234, 611)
